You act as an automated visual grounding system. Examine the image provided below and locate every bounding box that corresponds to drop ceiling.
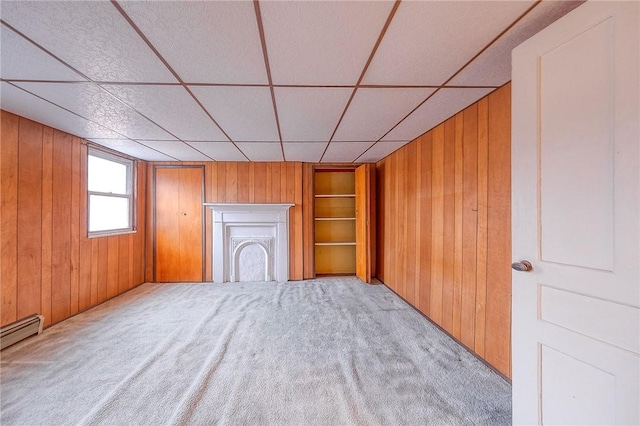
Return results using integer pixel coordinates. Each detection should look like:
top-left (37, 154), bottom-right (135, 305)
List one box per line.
top-left (0, 1), bottom-right (582, 163)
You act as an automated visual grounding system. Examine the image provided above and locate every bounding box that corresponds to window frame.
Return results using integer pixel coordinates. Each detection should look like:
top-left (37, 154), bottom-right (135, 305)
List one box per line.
top-left (87, 147), bottom-right (136, 237)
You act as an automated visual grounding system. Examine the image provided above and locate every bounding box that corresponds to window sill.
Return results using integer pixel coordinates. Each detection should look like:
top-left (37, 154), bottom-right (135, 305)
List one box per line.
top-left (88, 229), bottom-right (137, 239)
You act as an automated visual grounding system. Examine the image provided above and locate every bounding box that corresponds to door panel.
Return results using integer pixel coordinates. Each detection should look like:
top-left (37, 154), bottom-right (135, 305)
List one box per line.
top-left (539, 18), bottom-right (614, 271)
top-left (178, 167), bottom-right (204, 281)
top-left (155, 167), bottom-right (204, 282)
top-left (512, 2), bottom-right (639, 424)
top-left (155, 167), bottom-right (181, 281)
top-left (540, 345), bottom-right (615, 426)
top-left (355, 164), bottom-right (375, 283)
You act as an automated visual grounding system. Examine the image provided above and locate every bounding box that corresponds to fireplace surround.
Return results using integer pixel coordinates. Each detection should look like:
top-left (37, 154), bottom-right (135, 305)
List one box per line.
top-left (204, 203), bottom-right (294, 283)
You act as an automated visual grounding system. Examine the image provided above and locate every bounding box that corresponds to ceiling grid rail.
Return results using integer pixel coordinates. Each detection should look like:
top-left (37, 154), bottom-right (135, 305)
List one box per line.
top-left (354, 0), bottom-right (543, 163)
top-left (0, 0), bottom-right (582, 162)
top-left (319, 0), bottom-right (402, 163)
top-left (0, 19), bottom-right (181, 161)
top-left (252, 0), bottom-right (286, 162)
top-left (110, 0), bottom-right (249, 162)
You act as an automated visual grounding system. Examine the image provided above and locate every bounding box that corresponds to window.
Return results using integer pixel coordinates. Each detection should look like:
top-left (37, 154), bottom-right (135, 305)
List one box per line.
top-left (88, 148), bottom-right (135, 236)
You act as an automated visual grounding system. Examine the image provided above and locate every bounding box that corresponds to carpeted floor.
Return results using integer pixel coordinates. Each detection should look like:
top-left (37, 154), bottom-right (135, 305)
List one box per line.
top-left (0, 277), bottom-right (511, 425)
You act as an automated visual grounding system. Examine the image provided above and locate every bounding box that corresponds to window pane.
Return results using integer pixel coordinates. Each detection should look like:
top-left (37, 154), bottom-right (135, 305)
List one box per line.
top-left (89, 195), bottom-right (130, 232)
top-left (88, 155), bottom-right (128, 194)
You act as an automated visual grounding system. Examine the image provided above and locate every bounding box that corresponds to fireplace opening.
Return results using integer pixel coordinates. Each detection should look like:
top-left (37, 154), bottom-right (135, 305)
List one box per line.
top-left (232, 239), bottom-right (272, 282)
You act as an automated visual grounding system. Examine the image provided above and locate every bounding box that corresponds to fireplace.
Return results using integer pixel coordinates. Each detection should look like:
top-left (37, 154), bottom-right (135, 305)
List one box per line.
top-left (204, 203), bottom-right (294, 283)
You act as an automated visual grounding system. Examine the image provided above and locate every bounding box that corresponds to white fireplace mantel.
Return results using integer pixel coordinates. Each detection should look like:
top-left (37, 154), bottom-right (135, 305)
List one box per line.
top-left (204, 203), bottom-right (294, 283)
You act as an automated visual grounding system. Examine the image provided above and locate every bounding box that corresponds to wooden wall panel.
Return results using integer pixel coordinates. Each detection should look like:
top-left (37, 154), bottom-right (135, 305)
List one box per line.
top-left (452, 114), bottom-right (464, 339)
top-left (442, 118), bottom-right (455, 334)
top-left (41, 127), bottom-right (54, 322)
top-left (1, 112), bottom-right (19, 325)
top-left (485, 85), bottom-right (512, 377)
top-left (0, 111), bottom-right (147, 328)
top-left (430, 124), bottom-right (445, 325)
top-left (475, 97), bottom-right (490, 358)
top-left (375, 84), bottom-right (512, 378)
top-left (396, 148), bottom-right (407, 299)
top-left (375, 160), bottom-right (386, 280)
top-left (78, 143), bottom-right (92, 312)
top-left (70, 136), bottom-right (81, 316)
top-left (16, 118), bottom-right (43, 319)
top-left (418, 133), bottom-right (432, 315)
top-left (146, 161), bottom-right (307, 282)
top-left (461, 104), bottom-right (479, 349)
top-left (51, 129), bottom-right (72, 324)
top-left (96, 238), bottom-right (108, 305)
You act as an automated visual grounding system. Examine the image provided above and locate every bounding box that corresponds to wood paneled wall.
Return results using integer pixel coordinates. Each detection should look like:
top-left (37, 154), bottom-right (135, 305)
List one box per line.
top-left (146, 161), bottom-right (314, 282)
top-left (1, 111), bottom-right (147, 328)
top-left (376, 84), bottom-right (512, 377)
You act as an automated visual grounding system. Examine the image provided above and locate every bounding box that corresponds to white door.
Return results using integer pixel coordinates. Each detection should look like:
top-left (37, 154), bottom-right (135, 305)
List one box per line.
top-left (511, 2), bottom-right (639, 425)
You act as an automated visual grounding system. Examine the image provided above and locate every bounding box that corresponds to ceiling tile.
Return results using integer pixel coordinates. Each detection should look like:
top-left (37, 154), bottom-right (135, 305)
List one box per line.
top-left (448, 1), bottom-right (584, 87)
top-left (89, 139), bottom-right (175, 162)
top-left (0, 82), bottom-right (121, 139)
top-left (102, 85), bottom-right (227, 141)
top-left (235, 142), bottom-right (284, 162)
top-left (118, 2), bottom-right (267, 84)
top-left (187, 142), bottom-right (248, 162)
top-left (190, 86), bottom-right (278, 142)
top-left (333, 88), bottom-right (435, 141)
top-left (282, 142), bottom-right (327, 163)
top-left (356, 141), bottom-right (409, 163)
top-left (137, 141), bottom-right (212, 161)
top-left (363, 1), bottom-right (534, 85)
top-left (13, 82), bottom-right (173, 140)
top-left (261, 1), bottom-right (394, 85)
top-left (321, 142), bottom-right (375, 163)
top-left (383, 88), bottom-right (494, 142)
top-left (275, 87), bottom-right (352, 142)
top-left (0, 1), bottom-right (175, 83)
top-left (0, 26), bottom-right (85, 82)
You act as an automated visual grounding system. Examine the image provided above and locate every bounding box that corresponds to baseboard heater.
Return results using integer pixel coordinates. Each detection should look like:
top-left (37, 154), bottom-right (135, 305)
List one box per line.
top-left (1, 314), bottom-right (44, 350)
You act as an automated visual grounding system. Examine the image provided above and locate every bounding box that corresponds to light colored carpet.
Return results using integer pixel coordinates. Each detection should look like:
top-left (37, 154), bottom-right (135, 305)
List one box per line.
top-left (0, 277), bottom-right (511, 425)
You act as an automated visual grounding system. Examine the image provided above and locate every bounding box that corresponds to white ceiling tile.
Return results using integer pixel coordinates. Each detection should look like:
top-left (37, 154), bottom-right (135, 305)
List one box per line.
top-left (89, 139), bottom-right (175, 162)
top-left (356, 141), bottom-right (409, 163)
top-left (275, 88), bottom-right (352, 142)
top-left (261, 1), bottom-right (394, 85)
top-left (118, 1), bottom-right (267, 84)
top-left (190, 86), bottom-right (278, 142)
top-left (0, 2), bottom-right (175, 83)
top-left (0, 82), bottom-right (121, 139)
top-left (13, 82), bottom-right (173, 140)
top-left (448, 1), bottom-right (584, 87)
top-left (137, 141), bottom-right (212, 161)
top-left (187, 142), bottom-right (248, 162)
top-left (0, 26), bottom-right (85, 82)
top-left (363, 1), bottom-right (535, 85)
top-left (383, 88), bottom-right (494, 142)
top-left (321, 142), bottom-right (375, 163)
top-left (235, 142), bottom-right (284, 162)
top-left (283, 142), bottom-right (327, 163)
top-left (333, 88), bottom-right (435, 141)
top-left (102, 85), bottom-right (227, 141)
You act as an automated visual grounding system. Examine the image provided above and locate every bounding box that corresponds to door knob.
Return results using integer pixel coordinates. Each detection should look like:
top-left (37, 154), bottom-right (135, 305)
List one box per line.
top-left (511, 260), bottom-right (533, 272)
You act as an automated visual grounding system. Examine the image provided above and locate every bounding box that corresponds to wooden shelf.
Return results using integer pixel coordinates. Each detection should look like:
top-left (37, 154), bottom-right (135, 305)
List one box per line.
top-left (314, 170), bottom-right (357, 275)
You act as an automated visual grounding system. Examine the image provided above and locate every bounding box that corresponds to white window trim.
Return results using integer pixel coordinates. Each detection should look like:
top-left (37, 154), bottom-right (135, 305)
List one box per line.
top-left (87, 147), bottom-right (136, 237)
